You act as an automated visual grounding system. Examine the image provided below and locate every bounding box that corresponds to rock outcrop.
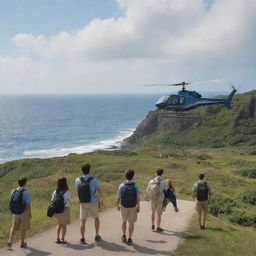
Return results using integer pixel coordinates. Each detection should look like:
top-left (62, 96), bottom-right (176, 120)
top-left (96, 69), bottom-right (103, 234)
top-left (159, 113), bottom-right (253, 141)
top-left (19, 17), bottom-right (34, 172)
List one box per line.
top-left (122, 90), bottom-right (256, 149)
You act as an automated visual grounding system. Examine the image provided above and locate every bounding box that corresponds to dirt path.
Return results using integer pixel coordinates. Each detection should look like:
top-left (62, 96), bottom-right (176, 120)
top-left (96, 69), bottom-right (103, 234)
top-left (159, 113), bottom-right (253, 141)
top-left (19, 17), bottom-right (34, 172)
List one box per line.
top-left (1, 200), bottom-right (195, 256)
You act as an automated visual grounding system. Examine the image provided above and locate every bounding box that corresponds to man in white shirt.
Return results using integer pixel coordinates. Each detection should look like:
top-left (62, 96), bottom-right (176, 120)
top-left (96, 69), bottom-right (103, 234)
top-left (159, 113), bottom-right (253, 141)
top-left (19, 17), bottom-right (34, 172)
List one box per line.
top-left (146, 168), bottom-right (168, 232)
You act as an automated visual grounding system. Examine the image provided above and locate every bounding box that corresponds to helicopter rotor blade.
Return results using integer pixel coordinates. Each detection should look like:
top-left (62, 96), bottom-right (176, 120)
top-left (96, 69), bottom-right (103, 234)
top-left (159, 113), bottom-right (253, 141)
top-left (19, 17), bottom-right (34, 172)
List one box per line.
top-left (192, 78), bottom-right (227, 85)
top-left (143, 83), bottom-right (181, 86)
top-left (144, 81), bottom-right (191, 87)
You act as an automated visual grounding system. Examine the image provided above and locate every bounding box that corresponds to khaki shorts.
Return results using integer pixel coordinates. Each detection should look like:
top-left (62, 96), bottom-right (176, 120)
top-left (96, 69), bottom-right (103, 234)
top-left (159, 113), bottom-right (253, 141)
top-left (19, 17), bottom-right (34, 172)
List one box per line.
top-left (151, 200), bottom-right (164, 215)
top-left (120, 207), bottom-right (137, 223)
top-left (55, 208), bottom-right (70, 225)
top-left (80, 203), bottom-right (99, 220)
top-left (12, 211), bottom-right (30, 232)
top-left (196, 200), bottom-right (209, 214)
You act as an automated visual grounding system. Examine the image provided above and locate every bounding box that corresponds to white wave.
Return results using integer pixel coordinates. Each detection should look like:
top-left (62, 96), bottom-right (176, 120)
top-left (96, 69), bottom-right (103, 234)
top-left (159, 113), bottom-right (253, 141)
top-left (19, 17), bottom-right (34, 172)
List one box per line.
top-left (23, 128), bottom-right (134, 158)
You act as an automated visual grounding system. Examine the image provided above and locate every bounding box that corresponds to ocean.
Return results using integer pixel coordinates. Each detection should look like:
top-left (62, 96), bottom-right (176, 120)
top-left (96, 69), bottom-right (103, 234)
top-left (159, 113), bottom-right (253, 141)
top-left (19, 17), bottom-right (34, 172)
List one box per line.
top-left (0, 94), bottom-right (161, 164)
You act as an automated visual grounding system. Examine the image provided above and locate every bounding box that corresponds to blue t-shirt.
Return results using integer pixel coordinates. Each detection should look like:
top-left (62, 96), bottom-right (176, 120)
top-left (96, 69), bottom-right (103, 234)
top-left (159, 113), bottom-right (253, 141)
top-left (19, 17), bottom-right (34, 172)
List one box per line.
top-left (75, 174), bottom-right (100, 203)
top-left (117, 181), bottom-right (141, 196)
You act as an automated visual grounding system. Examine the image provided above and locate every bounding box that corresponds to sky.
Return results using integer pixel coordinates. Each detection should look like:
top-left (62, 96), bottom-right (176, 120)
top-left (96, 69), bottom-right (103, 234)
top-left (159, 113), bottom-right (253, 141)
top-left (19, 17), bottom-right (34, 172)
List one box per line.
top-left (0, 0), bottom-right (255, 94)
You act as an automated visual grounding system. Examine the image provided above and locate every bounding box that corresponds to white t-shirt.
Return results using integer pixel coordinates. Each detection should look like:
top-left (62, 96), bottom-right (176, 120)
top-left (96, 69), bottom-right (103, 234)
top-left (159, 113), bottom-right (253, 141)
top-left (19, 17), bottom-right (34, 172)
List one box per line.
top-left (51, 190), bottom-right (71, 208)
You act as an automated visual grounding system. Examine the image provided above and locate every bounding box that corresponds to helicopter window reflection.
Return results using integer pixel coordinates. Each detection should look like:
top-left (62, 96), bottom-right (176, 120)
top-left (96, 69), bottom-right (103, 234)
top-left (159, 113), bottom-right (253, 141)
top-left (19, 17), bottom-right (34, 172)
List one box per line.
top-left (167, 96), bottom-right (185, 105)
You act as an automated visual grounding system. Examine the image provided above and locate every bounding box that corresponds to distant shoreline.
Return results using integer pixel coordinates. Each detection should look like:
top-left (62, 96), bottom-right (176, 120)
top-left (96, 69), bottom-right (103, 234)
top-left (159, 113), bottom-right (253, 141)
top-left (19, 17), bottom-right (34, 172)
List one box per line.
top-left (0, 128), bottom-right (134, 165)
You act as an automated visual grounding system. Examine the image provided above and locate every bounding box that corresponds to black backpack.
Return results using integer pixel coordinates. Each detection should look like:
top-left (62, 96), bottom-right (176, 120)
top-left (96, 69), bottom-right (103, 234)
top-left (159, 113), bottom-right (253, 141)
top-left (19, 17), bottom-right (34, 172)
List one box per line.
top-left (10, 189), bottom-right (26, 214)
top-left (78, 176), bottom-right (94, 203)
top-left (47, 191), bottom-right (65, 217)
top-left (196, 182), bottom-right (208, 201)
top-left (121, 182), bottom-right (137, 208)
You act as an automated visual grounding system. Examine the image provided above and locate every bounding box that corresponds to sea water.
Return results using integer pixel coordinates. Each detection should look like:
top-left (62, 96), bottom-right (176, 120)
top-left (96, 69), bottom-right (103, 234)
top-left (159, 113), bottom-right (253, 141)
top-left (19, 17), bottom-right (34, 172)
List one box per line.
top-left (0, 94), bottom-right (161, 163)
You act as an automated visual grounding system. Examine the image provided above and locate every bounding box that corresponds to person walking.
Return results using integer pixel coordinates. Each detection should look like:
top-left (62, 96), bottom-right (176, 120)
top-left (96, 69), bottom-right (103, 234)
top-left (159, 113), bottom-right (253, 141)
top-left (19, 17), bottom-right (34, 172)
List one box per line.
top-left (117, 169), bottom-right (140, 246)
top-left (51, 177), bottom-right (71, 244)
top-left (192, 173), bottom-right (211, 230)
top-left (75, 163), bottom-right (103, 244)
top-left (8, 177), bottom-right (32, 250)
top-left (146, 168), bottom-right (168, 232)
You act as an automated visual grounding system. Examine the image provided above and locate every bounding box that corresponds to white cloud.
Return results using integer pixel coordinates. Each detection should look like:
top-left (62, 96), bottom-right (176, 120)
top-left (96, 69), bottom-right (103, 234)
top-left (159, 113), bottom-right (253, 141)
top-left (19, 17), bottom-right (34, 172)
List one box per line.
top-left (1, 0), bottom-right (256, 94)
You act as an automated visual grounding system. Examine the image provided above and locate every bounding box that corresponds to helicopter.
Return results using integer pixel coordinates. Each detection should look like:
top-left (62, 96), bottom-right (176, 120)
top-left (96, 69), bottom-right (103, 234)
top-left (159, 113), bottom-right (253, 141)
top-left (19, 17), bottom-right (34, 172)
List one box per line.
top-left (146, 80), bottom-right (237, 112)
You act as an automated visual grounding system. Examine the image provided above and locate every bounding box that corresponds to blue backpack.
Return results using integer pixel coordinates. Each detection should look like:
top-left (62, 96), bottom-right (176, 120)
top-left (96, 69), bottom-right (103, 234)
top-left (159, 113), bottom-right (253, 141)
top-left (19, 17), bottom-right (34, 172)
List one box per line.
top-left (121, 182), bottom-right (137, 208)
top-left (10, 189), bottom-right (26, 214)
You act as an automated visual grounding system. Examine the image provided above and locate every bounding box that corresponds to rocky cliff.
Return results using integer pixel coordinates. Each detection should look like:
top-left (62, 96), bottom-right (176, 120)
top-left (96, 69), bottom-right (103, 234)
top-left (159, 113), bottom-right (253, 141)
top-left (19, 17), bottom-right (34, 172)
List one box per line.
top-left (122, 90), bottom-right (256, 149)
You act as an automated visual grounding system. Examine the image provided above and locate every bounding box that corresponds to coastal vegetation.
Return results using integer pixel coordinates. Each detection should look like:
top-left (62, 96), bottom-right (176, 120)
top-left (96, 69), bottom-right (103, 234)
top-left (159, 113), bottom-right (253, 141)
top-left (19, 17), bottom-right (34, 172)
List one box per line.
top-left (0, 147), bottom-right (256, 254)
top-left (0, 90), bottom-right (255, 254)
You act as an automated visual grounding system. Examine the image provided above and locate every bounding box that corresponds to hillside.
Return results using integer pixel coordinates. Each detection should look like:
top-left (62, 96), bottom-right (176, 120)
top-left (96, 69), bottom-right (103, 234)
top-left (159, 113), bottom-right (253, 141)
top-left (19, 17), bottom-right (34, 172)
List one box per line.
top-left (0, 91), bottom-right (256, 255)
top-left (122, 90), bottom-right (256, 149)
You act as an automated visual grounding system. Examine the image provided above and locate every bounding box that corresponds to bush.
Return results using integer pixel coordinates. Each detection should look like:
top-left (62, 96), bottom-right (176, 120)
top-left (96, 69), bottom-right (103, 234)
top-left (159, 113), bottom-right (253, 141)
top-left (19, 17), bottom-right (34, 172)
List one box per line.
top-left (234, 168), bottom-right (256, 178)
top-left (197, 154), bottom-right (212, 160)
top-left (235, 190), bottom-right (256, 205)
top-left (209, 195), bottom-right (237, 216)
top-left (229, 210), bottom-right (256, 226)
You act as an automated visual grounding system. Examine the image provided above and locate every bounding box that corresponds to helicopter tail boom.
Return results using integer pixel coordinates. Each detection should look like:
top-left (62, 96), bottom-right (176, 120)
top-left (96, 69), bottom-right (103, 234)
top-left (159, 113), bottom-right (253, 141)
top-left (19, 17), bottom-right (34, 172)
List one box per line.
top-left (225, 87), bottom-right (237, 109)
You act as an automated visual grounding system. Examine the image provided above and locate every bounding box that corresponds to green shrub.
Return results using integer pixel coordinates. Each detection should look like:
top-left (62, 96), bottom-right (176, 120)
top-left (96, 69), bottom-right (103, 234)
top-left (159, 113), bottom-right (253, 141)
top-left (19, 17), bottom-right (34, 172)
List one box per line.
top-left (197, 154), bottom-right (212, 160)
top-left (229, 210), bottom-right (256, 226)
top-left (235, 190), bottom-right (256, 205)
top-left (209, 195), bottom-right (237, 216)
top-left (234, 168), bottom-right (256, 178)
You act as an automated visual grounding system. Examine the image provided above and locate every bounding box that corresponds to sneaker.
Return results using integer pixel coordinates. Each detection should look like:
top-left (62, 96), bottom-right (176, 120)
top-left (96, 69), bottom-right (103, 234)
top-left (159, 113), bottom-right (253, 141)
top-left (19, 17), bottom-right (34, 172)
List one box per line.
top-left (156, 227), bottom-right (164, 232)
top-left (7, 242), bottom-right (12, 250)
top-left (127, 238), bottom-right (133, 246)
top-left (175, 207), bottom-right (179, 212)
top-left (80, 238), bottom-right (87, 245)
top-left (121, 235), bottom-right (127, 243)
top-left (95, 235), bottom-right (102, 242)
top-left (55, 238), bottom-right (61, 244)
top-left (60, 240), bottom-right (67, 244)
top-left (19, 242), bottom-right (27, 248)
top-left (151, 225), bottom-right (155, 231)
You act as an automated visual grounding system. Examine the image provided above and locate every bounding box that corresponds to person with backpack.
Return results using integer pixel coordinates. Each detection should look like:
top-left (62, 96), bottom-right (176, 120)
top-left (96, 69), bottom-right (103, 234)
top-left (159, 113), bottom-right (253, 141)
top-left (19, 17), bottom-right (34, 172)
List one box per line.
top-left (51, 177), bottom-right (71, 244)
top-left (8, 177), bottom-right (32, 250)
top-left (192, 173), bottom-right (211, 230)
top-left (163, 179), bottom-right (179, 212)
top-left (117, 169), bottom-right (140, 246)
top-left (75, 163), bottom-right (103, 244)
top-left (146, 168), bottom-right (168, 232)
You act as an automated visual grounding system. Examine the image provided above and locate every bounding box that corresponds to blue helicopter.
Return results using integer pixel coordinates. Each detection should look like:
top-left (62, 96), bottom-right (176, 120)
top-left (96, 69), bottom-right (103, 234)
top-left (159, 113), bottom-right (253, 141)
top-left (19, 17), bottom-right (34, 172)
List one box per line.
top-left (150, 80), bottom-right (237, 111)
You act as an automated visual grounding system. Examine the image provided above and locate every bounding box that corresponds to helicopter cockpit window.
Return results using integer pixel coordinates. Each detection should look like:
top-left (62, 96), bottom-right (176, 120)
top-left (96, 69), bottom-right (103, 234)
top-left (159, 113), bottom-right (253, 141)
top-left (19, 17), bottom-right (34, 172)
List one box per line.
top-left (167, 96), bottom-right (185, 105)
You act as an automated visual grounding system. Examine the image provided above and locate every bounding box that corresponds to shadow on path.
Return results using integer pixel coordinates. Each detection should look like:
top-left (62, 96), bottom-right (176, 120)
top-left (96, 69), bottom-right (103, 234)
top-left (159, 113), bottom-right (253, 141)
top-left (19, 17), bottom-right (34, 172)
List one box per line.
top-left (132, 243), bottom-right (172, 256)
top-left (146, 240), bottom-right (167, 244)
top-left (65, 242), bottom-right (95, 251)
top-left (96, 240), bottom-right (133, 253)
top-left (25, 247), bottom-right (51, 256)
top-left (157, 229), bottom-right (187, 238)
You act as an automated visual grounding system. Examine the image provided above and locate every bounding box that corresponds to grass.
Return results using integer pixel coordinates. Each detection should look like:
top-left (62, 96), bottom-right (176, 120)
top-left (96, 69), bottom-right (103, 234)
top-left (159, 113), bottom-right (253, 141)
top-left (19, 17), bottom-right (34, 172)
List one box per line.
top-left (175, 215), bottom-right (256, 256)
top-left (0, 146), bottom-right (255, 255)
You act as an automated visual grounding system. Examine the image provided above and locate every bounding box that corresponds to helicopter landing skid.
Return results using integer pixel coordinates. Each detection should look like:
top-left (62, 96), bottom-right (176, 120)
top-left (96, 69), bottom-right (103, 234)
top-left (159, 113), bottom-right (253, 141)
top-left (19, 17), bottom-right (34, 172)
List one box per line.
top-left (160, 111), bottom-right (193, 119)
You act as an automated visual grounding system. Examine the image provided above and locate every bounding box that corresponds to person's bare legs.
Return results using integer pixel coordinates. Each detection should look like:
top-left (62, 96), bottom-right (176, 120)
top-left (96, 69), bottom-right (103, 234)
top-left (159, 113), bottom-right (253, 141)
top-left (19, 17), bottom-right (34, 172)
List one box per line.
top-left (198, 212), bottom-right (202, 227)
top-left (61, 225), bottom-right (67, 240)
top-left (202, 211), bottom-right (207, 228)
top-left (95, 217), bottom-right (100, 236)
top-left (156, 214), bottom-right (162, 228)
top-left (151, 212), bottom-right (155, 227)
top-left (80, 220), bottom-right (86, 239)
top-left (20, 229), bottom-right (26, 244)
top-left (122, 221), bottom-right (127, 236)
top-left (128, 221), bottom-right (134, 239)
top-left (57, 225), bottom-right (61, 240)
top-left (8, 226), bottom-right (16, 244)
